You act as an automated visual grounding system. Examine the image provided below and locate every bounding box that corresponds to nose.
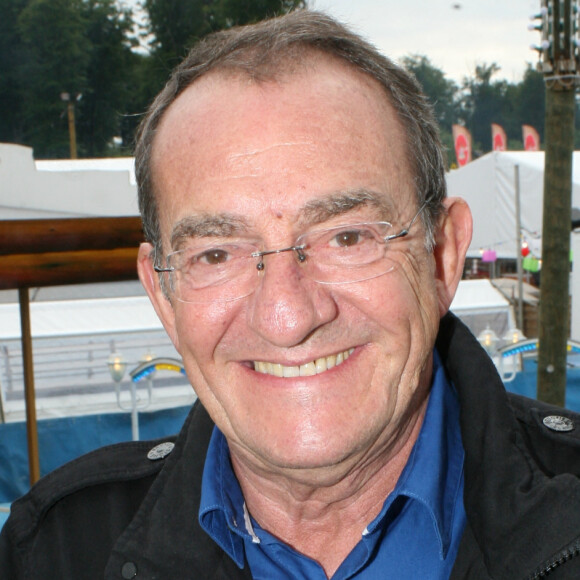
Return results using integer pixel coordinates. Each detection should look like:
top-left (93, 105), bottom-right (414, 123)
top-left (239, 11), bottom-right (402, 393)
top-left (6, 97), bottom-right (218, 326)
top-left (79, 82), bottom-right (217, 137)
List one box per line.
top-left (246, 250), bottom-right (338, 347)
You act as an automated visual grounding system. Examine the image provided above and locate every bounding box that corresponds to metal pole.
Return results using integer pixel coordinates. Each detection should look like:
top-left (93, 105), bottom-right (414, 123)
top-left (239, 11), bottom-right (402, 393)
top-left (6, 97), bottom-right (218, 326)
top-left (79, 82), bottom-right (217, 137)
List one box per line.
top-left (514, 165), bottom-right (524, 330)
top-left (18, 288), bottom-right (41, 485)
top-left (129, 381), bottom-right (139, 441)
top-left (67, 101), bottom-right (77, 159)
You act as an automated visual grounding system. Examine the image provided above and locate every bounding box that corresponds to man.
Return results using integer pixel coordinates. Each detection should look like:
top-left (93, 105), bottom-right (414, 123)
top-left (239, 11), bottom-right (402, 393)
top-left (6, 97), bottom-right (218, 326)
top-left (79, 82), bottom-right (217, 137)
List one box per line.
top-left (2, 10), bottom-right (580, 579)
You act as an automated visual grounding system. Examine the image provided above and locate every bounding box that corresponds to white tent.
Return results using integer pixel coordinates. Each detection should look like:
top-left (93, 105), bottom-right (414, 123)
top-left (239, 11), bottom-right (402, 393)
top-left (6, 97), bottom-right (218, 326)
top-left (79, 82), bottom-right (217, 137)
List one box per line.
top-left (0, 143), bottom-right (137, 219)
top-left (450, 279), bottom-right (516, 340)
top-left (446, 151), bottom-right (580, 260)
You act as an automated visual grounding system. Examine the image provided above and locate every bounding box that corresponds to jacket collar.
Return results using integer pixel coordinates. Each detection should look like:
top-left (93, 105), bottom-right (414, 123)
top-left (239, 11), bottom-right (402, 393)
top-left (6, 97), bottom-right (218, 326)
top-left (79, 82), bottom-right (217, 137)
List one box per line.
top-left (438, 312), bottom-right (580, 579)
top-left (105, 402), bottom-right (253, 579)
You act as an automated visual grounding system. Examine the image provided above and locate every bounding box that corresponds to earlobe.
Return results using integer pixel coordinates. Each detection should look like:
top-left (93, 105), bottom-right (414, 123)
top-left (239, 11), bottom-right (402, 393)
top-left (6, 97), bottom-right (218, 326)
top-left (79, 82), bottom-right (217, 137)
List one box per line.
top-left (137, 242), bottom-right (180, 350)
top-left (433, 197), bottom-right (473, 316)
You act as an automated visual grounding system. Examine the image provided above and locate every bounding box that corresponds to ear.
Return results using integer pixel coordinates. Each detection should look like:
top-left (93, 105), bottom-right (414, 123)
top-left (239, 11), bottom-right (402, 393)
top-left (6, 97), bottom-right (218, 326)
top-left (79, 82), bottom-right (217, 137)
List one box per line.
top-left (433, 197), bottom-right (473, 317)
top-left (137, 242), bottom-right (180, 351)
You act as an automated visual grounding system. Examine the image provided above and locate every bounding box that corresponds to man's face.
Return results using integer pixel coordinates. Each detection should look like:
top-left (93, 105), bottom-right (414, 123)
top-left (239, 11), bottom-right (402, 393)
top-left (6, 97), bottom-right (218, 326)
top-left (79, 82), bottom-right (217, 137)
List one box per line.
top-left (142, 58), bottom-right (452, 477)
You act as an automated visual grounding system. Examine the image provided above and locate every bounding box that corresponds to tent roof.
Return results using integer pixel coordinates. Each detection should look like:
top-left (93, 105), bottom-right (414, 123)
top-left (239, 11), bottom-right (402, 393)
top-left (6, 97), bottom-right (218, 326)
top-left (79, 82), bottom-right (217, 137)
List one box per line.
top-left (446, 151), bottom-right (580, 259)
top-left (450, 279), bottom-right (510, 313)
top-left (36, 157), bottom-right (136, 185)
top-left (0, 143), bottom-right (138, 219)
top-left (0, 296), bottom-right (162, 340)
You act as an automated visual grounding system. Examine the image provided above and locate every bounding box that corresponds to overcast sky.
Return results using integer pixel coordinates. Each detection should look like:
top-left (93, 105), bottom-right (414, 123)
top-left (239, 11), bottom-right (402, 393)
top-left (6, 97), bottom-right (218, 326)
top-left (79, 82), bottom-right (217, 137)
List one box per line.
top-left (309, 0), bottom-right (542, 84)
top-left (125, 0), bottom-right (543, 85)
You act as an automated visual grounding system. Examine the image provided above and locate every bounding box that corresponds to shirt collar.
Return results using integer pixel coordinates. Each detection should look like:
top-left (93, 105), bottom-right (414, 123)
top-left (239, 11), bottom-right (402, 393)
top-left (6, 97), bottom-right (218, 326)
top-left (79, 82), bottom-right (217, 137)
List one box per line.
top-left (199, 429), bottom-right (248, 567)
top-left (364, 349), bottom-right (464, 559)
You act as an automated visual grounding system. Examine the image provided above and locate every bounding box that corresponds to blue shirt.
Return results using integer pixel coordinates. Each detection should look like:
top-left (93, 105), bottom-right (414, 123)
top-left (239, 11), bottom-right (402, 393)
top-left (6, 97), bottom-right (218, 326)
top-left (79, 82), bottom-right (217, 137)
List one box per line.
top-left (199, 350), bottom-right (466, 579)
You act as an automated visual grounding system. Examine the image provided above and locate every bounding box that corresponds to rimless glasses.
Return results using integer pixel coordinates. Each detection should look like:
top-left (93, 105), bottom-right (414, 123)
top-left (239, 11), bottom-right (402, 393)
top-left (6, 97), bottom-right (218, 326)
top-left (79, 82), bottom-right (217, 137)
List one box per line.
top-left (154, 202), bottom-right (428, 303)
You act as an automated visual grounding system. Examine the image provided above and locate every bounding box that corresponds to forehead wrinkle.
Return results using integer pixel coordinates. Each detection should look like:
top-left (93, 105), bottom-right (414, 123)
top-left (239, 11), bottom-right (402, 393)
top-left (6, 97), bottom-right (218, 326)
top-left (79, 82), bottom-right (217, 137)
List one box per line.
top-left (298, 189), bottom-right (396, 227)
top-left (170, 214), bottom-right (251, 247)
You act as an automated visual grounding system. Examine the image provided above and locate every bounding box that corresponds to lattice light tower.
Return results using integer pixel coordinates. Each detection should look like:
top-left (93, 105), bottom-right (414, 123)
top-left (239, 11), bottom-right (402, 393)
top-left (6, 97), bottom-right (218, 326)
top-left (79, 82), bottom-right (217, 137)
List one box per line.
top-left (532, 0), bottom-right (580, 84)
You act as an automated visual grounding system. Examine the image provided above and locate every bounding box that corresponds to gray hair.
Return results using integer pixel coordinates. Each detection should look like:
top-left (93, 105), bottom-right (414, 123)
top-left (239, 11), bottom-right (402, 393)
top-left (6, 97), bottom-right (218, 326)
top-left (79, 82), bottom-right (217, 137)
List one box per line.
top-left (135, 9), bottom-right (446, 256)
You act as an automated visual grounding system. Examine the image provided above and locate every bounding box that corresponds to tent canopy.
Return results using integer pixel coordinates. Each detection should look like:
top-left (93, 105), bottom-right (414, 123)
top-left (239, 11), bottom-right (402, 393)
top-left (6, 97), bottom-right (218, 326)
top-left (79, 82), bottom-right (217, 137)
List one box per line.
top-left (0, 143), bottom-right (137, 220)
top-left (446, 151), bottom-right (580, 259)
top-left (450, 279), bottom-right (516, 341)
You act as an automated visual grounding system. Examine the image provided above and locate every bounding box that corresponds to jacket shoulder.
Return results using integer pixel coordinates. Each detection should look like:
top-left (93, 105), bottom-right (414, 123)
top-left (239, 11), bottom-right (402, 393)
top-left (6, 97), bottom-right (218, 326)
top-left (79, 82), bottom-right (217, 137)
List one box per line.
top-left (507, 392), bottom-right (580, 475)
top-left (0, 402), bottom-right (211, 579)
top-left (2, 435), bottom-right (176, 552)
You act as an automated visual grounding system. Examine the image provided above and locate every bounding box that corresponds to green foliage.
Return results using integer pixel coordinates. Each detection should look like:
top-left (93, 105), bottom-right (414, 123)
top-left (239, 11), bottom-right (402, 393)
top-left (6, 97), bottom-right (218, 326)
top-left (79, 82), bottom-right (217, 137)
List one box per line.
top-left (17, 0), bottom-right (91, 157)
top-left (0, 0), bottom-right (29, 142)
top-left (461, 63), bottom-right (508, 153)
top-left (77, 0), bottom-right (137, 157)
top-left (144, 0), bottom-right (306, 89)
top-left (1, 0), bottom-right (136, 158)
top-left (401, 55), bottom-right (458, 133)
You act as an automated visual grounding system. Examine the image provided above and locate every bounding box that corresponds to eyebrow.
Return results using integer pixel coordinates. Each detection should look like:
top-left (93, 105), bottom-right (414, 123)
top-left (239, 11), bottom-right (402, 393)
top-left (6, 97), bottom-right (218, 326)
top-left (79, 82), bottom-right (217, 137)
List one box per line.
top-left (299, 189), bottom-right (395, 226)
top-left (170, 214), bottom-right (251, 248)
top-left (169, 189), bottom-right (395, 247)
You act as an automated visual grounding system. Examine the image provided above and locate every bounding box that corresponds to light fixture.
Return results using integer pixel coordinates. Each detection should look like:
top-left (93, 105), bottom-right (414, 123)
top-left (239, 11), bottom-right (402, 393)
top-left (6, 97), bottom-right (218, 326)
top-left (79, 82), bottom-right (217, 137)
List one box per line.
top-left (108, 352), bottom-right (127, 383)
top-left (503, 328), bottom-right (526, 345)
top-left (477, 326), bottom-right (499, 354)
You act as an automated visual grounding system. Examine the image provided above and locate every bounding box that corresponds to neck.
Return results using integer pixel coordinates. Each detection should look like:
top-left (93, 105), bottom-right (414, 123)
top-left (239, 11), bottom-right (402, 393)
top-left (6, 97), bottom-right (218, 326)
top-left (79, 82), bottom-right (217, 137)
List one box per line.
top-left (229, 397), bottom-right (428, 577)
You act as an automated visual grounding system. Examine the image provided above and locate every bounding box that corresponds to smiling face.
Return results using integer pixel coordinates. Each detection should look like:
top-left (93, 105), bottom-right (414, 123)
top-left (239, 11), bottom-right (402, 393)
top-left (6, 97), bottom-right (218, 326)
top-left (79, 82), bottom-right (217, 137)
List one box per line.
top-left (138, 55), bottom-right (467, 479)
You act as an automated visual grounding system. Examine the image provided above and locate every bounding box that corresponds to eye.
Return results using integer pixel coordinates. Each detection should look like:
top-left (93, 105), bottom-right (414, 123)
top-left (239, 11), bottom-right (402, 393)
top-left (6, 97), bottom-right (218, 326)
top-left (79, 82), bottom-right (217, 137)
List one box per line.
top-left (328, 226), bottom-right (379, 249)
top-left (333, 230), bottom-right (362, 247)
top-left (198, 248), bottom-right (230, 265)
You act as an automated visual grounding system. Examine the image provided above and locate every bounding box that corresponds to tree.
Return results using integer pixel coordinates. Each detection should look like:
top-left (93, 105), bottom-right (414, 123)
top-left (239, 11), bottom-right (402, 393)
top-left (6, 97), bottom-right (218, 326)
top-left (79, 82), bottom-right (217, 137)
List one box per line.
top-left (0, 0), bottom-right (29, 143)
top-left (401, 55), bottom-right (458, 134)
top-left (214, 0), bottom-right (307, 28)
top-left (9, 0), bottom-right (137, 158)
top-left (77, 0), bottom-right (137, 156)
top-left (144, 0), bottom-right (306, 88)
top-left (17, 0), bottom-right (91, 157)
top-left (461, 63), bottom-right (509, 153)
top-left (507, 65), bottom-right (545, 145)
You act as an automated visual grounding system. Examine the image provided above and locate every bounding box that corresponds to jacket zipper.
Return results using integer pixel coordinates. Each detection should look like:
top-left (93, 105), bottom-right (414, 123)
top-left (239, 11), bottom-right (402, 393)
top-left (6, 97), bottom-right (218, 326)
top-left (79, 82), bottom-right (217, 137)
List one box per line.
top-left (528, 540), bottom-right (580, 579)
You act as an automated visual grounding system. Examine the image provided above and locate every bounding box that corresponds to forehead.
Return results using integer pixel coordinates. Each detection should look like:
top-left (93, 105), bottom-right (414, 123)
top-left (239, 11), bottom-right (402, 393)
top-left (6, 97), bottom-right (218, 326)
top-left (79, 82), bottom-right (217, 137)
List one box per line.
top-left (150, 55), bottom-right (414, 239)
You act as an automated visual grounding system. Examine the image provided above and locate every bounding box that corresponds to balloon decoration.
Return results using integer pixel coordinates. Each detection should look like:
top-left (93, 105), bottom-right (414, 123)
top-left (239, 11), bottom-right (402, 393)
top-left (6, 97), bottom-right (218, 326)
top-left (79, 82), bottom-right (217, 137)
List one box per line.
top-left (523, 255), bottom-right (540, 272)
top-left (481, 249), bottom-right (497, 263)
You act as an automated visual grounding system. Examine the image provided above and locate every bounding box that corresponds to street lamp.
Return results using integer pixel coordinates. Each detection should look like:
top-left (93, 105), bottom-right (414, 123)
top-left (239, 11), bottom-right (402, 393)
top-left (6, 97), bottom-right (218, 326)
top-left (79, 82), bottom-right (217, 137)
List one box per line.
top-left (477, 326), bottom-right (499, 356)
top-left (107, 352), bottom-right (127, 383)
top-left (60, 92), bottom-right (81, 159)
top-left (108, 351), bottom-right (141, 441)
top-left (107, 351), bottom-right (155, 442)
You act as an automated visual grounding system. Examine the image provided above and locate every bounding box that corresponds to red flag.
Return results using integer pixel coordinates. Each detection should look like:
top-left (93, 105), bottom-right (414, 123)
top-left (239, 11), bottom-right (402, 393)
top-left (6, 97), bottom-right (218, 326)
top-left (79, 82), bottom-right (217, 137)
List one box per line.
top-left (452, 125), bottom-right (472, 167)
top-left (491, 123), bottom-right (507, 151)
top-left (522, 125), bottom-right (540, 151)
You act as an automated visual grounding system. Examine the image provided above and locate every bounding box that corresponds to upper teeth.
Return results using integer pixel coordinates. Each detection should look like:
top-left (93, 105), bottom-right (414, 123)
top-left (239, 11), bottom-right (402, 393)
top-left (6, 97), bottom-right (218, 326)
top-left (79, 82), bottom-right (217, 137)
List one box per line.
top-left (254, 348), bottom-right (354, 377)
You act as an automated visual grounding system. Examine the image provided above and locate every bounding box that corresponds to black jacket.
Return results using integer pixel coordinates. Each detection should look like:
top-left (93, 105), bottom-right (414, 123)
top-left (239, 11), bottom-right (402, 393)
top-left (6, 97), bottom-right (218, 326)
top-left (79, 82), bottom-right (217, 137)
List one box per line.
top-left (2, 313), bottom-right (580, 579)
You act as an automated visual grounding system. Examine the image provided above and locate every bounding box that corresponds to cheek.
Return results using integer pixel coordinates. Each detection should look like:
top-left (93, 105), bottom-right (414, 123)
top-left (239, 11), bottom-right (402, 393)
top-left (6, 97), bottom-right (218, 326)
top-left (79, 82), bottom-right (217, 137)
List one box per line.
top-left (349, 253), bottom-right (440, 347)
top-left (172, 301), bottom-right (236, 361)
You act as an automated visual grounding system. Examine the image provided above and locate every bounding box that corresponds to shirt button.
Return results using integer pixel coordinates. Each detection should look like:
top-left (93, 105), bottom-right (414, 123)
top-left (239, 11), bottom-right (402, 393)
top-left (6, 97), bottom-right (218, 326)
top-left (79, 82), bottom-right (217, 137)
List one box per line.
top-left (121, 561), bottom-right (137, 578)
top-left (543, 415), bottom-right (575, 432)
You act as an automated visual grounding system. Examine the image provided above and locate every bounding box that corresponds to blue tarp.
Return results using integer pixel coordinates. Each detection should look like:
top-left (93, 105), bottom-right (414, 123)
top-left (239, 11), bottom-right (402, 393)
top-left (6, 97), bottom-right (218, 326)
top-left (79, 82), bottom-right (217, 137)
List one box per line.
top-left (503, 359), bottom-right (580, 411)
top-left (0, 406), bottom-right (191, 504)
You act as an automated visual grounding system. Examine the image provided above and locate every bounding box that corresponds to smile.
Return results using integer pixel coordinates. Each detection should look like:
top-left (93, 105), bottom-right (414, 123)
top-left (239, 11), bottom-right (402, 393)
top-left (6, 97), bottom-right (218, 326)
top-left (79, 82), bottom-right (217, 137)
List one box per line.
top-left (253, 348), bottom-right (354, 377)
